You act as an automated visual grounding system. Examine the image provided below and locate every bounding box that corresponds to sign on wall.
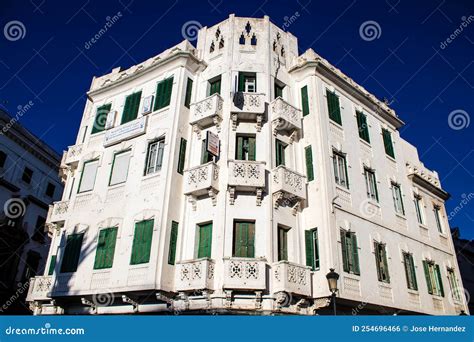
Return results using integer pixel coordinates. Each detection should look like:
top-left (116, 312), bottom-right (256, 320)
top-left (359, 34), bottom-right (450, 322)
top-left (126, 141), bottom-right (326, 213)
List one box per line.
top-left (142, 95), bottom-right (154, 115)
top-left (206, 131), bottom-right (219, 157)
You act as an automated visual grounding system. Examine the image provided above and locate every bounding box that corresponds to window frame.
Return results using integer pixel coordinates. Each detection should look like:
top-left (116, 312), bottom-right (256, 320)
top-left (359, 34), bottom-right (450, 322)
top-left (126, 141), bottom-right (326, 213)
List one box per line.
top-left (305, 228), bottom-right (320, 271)
top-left (340, 230), bottom-right (360, 275)
top-left (402, 252), bottom-right (418, 291)
top-left (184, 78), bottom-right (193, 108)
top-left (374, 241), bottom-right (390, 283)
top-left (277, 225), bottom-right (289, 261)
top-left (144, 139), bottom-right (165, 176)
top-left (433, 205), bottom-right (444, 233)
top-left (382, 128), bottom-right (395, 159)
top-left (236, 134), bottom-right (256, 161)
top-left (356, 110), bottom-right (370, 143)
top-left (22, 166), bottom-right (33, 184)
top-left (391, 182), bottom-right (405, 215)
top-left (109, 149), bottom-right (132, 186)
top-left (208, 76), bottom-right (222, 96)
top-left (364, 168), bottom-right (378, 201)
top-left (414, 194), bottom-right (424, 225)
top-left (275, 139), bottom-right (287, 167)
top-left (333, 151), bottom-right (349, 189)
top-left (326, 89), bottom-right (342, 125)
top-left (93, 227), bottom-right (118, 270)
top-left (233, 221), bottom-right (256, 258)
top-left (77, 159), bottom-right (99, 193)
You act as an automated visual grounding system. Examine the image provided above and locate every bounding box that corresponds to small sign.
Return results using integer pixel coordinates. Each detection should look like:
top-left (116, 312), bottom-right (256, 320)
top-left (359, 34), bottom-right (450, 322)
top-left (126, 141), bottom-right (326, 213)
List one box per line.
top-left (206, 131), bottom-right (219, 157)
top-left (104, 116), bottom-right (146, 146)
top-left (105, 111), bottom-right (116, 130)
top-left (142, 95), bottom-right (154, 115)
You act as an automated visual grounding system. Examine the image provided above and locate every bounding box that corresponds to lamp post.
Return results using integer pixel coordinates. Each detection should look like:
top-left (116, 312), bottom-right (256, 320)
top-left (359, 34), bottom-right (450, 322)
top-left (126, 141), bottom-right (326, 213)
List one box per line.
top-left (326, 268), bottom-right (339, 316)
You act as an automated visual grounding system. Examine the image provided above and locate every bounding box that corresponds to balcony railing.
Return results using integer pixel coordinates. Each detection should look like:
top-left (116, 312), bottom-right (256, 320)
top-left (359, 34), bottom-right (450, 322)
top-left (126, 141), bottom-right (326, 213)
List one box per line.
top-left (62, 144), bottom-right (83, 166)
top-left (175, 258), bottom-right (215, 292)
top-left (272, 166), bottom-right (306, 211)
top-left (272, 261), bottom-right (311, 297)
top-left (190, 94), bottom-right (223, 134)
top-left (270, 97), bottom-right (302, 138)
top-left (183, 162), bottom-right (219, 208)
top-left (228, 160), bottom-right (265, 205)
top-left (223, 257), bottom-right (267, 291)
top-left (231, 92), bottom-right (265, 131)
top-left (47, 200), bottom-right (69, 223)
top-left (26, 276), bottom-right (52, 302)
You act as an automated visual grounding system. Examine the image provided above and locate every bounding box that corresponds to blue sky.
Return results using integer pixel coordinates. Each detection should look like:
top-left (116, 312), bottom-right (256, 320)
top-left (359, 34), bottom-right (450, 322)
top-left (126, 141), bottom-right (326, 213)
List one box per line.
top-left (0, 0), bottom-right (473, 238)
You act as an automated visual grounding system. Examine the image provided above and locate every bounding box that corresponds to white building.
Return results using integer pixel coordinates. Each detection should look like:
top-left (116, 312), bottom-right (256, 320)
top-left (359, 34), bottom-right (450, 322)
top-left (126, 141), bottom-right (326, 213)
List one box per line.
top-left (0, 108), bottom-right (63, 313)
top-left (26, 15), bottom-right (468, 315)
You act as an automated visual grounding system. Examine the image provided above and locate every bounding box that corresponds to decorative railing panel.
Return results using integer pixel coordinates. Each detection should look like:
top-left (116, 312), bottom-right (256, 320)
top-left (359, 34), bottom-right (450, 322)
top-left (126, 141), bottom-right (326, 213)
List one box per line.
top-left (272, 166), bottom-right (306, 200)
top-left (26, 276), bottom-right (52, 301)
top-left (228, 160), bottom-right (265, 189)
top-left (232, 92), bottom-right (265, 114)
top-left (270, 97), bottom-right (301, 132)
top-left (175, 259), bottom-right (215, 292)
top-left (48, 200), bottom-right (69, 223)
top-left (272, 261), bottom-right (311, 297)
top-left (190, 94), bottom-right (223, 129)
top-left (63, 144), bottom-right (83, 165)
top-left (183, 162), bottom-right (219, 197)
top-left (223, 258), bottom-right (266, 290)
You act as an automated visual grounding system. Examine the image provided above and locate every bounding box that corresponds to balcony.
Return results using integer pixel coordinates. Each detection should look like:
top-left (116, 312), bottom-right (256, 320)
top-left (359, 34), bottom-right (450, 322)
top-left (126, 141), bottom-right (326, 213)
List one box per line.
top-left (228, 160), bottom-right (266, 205)
top-left (190, 94), bottom-right (223, 136)
top-left (270, 97), bottom-right (302, 141)
top-left (223, 257), bottom-right (267, 291)
top-left (272, 261), bottom-right (311, 297)
top-left (26, 276), bottom-right (52, 302)
top-left (183, 162), bottom-right (219, 209)
top-left (62, 144), bottom-right (83, 167)
top-left (231, 92), bottom-right (265, 131)
top-left (175, 258), bottom-right (215, 293)
top-left (47, 200), bottom-right (69, 223)
top-left (272, 166), bottom-right (306, 213)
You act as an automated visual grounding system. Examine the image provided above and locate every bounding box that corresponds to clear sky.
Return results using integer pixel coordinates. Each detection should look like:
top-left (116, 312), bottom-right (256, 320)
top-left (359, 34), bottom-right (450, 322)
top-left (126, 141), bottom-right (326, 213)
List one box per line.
top-left (0, 0), bottom-right (473, 238)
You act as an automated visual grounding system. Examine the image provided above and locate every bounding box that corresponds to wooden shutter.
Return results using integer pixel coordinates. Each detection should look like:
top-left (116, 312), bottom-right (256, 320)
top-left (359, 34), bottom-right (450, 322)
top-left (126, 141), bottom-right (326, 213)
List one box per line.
top-left (301, 86), bottom-right (309, 116)
top-left (374, 242), bottom-right (382, 281)
top-left (238, 72), bottom-right (245, 92)
top-left (94, 227), bottom-right (117, 269)
top-left (351, 233), bottom-right (360, 275)
top-left (423, 260), bottom-right (433, 294)
top-left (177, 138), bottom-right (187, 174)
top-left (201, 140), bottom-right (210, 164)
top-left (154, 80), bottom-right (165, 110)
top-left (184, 78), bottom-right (193, 108)
top-left (60, 233), bottom-right (84, 273)
top-left (326, 90), bottom-right (342, 125)
top-left (48, 255), bottom-right (57, 275)
top-left (121, 92), bottom-right (141, 124)
top-left (234, 222), bottom-right (255, 258)
top-left (403, 253), bottom-right (412, 289)
top-left (410, 255), bottom-right (418, 290)
top-left (305, 230), bottom-right (315, 270)
top-left (340, 230), bottom-right (349, 272)
top-left (248, 137), bottom-right (256, 161)
top-left (435, 264), bottom-right (444, 296)
top-left (198, 223), bottom-right (212, 258)
top-left (168, 221), bottom-right (179, 265)
top-left (382, 245), bottom-right (390, 283)
top-left (382, 129), bottom-right (395, 158)
top-left (278, 227), bottom-right (288, 261)
top-left (78, 159), bottom-right (99, 193)
top-left (92, 104), bottom-right (111, 134)
top-left (130, 220), bottom-right (153, 265)
top-left (236, 136), bottom-right (244, 160)
top-left (305, 145), bottom-right (314, 181)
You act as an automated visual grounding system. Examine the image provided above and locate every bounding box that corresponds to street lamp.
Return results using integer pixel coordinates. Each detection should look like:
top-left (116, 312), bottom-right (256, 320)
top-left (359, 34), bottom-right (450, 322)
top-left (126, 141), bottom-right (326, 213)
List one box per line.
top-left (326, 268), bottom-right (339, 316)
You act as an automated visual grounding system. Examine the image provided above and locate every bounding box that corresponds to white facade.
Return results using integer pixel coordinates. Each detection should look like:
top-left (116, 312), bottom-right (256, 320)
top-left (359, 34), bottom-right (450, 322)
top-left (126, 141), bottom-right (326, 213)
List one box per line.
top-left (27, 15), bottom-right (467, 315)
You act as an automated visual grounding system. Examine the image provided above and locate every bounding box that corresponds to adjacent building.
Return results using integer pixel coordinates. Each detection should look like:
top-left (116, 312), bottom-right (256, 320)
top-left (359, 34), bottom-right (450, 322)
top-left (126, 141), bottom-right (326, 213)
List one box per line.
top-left (451, 228), bottom-right (474, 314)
top-left (0, 108), bottom-right (63, 313)
top-left (26, 15), bottom-right (468, 315)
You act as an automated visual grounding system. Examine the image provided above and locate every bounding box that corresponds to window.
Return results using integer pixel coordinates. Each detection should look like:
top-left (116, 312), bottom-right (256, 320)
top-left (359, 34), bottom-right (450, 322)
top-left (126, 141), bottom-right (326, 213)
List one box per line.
top-left (233, 221), bottom-right (255, 258)
top-left (168, 221), bottom-right (179, 265)
top-left (374, 242), bottom-right (390, 283)
top-left (238, 72), bottom-right (256, 92)
top-left (60, 233), bottom-right (84, 273)
top-left (340, 230), bottom-right (360, 275)
top-left (382, 128), bottom-right (395, 158)
top-left (326, 90), bottom-right (342, 125)
top-left (422, 260), bottom-right (444, 296)
top-left (145, 139), bottom-right (165, 175)
top-left (236, 135), bottom-right (256, 161)
top-left (275, 139), bottom-right (286, 166)
top-left (130, 219), bottom-right (154, 265)
top-left (305, 145), bottom-right (314, 181)
top-left (275, 82), bottom-right (284, 99)
top-left (109, 150), bottom-right (131, 186)
top-left (356, 111), bottom-right (370, 143)
top-left (305, 228), bottom-right (319, 270)
top-left (0, 150), bottom-right (7, 168)
top-left (121, 91), bottom-right (142, 124)
top-left (414, 195), bottom-right (424, 224)
top-left (301, 86), bottom-right (309, 116)
top-left (197, 222), bottom-right (213, 258)
top-left (239, 33), bottom-right (245, 45)
top-left (333, 152), bottom-right (349, 188)
top-left (48, 255), bottom-right (57, 276)
top-left (45, 182), bottom-right (55, 198)
top-left (364, 168), bottom-right (378, 201)
top-left (447, 268), bottom-right (461, 301)
top-left (177, 138), bottom-right (187, 174)
top-left (154, 77), bottom-right (174, 111)
top-left (91, 103), bottom-right (111, 134)
top-left (277, 226), bottom-right (289, 261)
top-left (434, 205), bottom-right (443, 233)
top-left (31, 216), bottom-right (46, 243)
top-left (184, 78), bottom-right (193, 108)
top-left (22, 251), bottom-right (41, 281)
top-left (391, 183), bottom-right (405, 215)
top-left (403, 252), bottom-right (418, 290)
top-left (201, 139), bottom-right (215, 164)
top-left (250, 33), bottom-right (257, 45)
top-left (22, 167), bottom-right (33, 184)
top-left (94, 227), bottom-right (118, 269)
top-left (209, 76), bottom-right (221, 96)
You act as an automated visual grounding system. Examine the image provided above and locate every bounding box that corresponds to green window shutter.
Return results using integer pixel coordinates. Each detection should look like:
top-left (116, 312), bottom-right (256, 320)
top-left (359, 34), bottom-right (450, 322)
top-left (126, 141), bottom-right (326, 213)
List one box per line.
top-left (410, 255), bottom-right (418, 290)
top-left (238, 72), bottom-right (245, 92)
top-left (60, 233), bottom-right (84, 273)
top-left (374, 242), bottom-right (382, 281)
top-left (305, 145), bottom-right (314, 181)
top-left (130, 220), bottom-right (154, 265)
top-left (210, 78), bottom-right (221, 95)
top-left (48, 255), bottom-right (57, 276)
top-left (435, 264), bottom-right (444, 297)
top-left (184, 78), bottom-right (193, 108)
top-left (301, 86), bottom-right (309, 116)
top-left (356, 111), bottom-right (370, 143)
top-left (403, 254), bottom-right (413, 289)
top-left (305, 230), bottom-right (315, 270)
top-left (275, 83), bottom-right (283, 99)
top-left (382, 246), bottom-right (390, 283)
top-left (121, 92), bottom-right (141, 124)
top-left (382, 129), bottom-right (395, 158)
top-left (94, 227), bottom-right (118, 269)
top-left (233, 222), bottom-right (255, 258)
top-left (177, 138), bottom-right (187, 174)
top-left (340, 231), bottom-right (349, 273)
top-left (198, 223), bottom-right (213, 258)
top-left (201, 140), bottom-right (210, 164)
top-left (326, 90), bottom-right (342, 125)
top-left (278, 227), bottom-right (288, 261)
top-left (351, 233), bottom-right (360, 275)
top-left (92, 104), bottom-right (111, 134)
top-left (236, 136), bottom-right (244, 160)
top-left (154, 77), bottom-right (174, 110)
top-left (423, 260), bottom-right (433, 294)
top-left (248, 137), bottom-right (256, 161)
top-left (275, 140), bottom-right (285, 166)
top-left (168, 221), bottom-right (179, 265)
